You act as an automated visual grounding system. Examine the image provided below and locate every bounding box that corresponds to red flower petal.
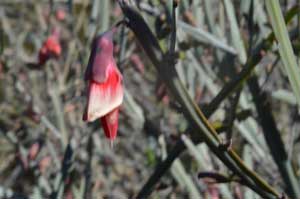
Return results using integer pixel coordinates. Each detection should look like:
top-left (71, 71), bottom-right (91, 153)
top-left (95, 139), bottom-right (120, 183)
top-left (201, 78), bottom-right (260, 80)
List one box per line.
top-left (38, 35), bottom-right (61, 65)
top-left (45, 36), bottom-right (61, 57)
top-left (83, 65), bottom-right (123, 122)
top-left (100, 107), bottom-right (119, 140)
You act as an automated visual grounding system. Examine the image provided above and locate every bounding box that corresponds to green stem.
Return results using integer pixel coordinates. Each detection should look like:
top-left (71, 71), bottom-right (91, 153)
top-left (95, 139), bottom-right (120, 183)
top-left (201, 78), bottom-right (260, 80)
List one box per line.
top-left (119, 2), bottom-right (279, 198)
top-left (134, 5), bottom-right (299, 198)
top-left (266, 0), bottom-right (300, 108)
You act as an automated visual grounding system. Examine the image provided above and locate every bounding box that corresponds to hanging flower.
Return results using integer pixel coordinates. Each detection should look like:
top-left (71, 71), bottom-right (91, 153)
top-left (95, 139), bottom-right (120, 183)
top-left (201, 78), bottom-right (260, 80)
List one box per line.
top-left (83, 28), bottom-right (123, 142)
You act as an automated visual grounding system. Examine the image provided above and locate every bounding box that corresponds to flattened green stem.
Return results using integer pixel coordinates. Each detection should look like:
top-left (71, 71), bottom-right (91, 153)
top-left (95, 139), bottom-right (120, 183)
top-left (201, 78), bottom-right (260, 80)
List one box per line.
top-left (223, 0), bottom-right (247, 63)
top-left (169, 0), bottom-right (177, 55)
top-left (265, 1), bottom-right (300, 197)
top-left (266, 0), bottom-right (300, 109)
top-left (119, 2), bottom-right (279, 198)
top-left (134, 5), bottom-right (299, 198)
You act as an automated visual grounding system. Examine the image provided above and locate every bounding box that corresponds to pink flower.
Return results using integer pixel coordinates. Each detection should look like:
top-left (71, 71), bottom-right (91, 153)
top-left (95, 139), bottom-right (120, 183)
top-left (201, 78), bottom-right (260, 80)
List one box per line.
top-left (83, 28), bottom-right (123, 141)
top-left (38, 32), bottom-right (61, 65)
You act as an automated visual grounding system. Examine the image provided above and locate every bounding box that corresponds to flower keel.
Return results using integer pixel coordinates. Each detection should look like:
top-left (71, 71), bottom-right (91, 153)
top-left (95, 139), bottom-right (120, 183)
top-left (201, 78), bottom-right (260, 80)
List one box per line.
top-left (100, 107), bottom-right (120, 140)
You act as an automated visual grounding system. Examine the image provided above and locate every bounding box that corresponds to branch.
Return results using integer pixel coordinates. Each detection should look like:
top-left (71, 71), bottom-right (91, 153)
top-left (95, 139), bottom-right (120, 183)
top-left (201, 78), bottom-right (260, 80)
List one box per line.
top-left (118, 1), bottom-right (281, 198)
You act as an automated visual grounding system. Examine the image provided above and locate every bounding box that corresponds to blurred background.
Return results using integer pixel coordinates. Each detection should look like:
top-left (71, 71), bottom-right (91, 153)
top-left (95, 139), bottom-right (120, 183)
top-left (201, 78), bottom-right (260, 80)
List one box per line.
top-left (0, 0), bottom-right (300, 198)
